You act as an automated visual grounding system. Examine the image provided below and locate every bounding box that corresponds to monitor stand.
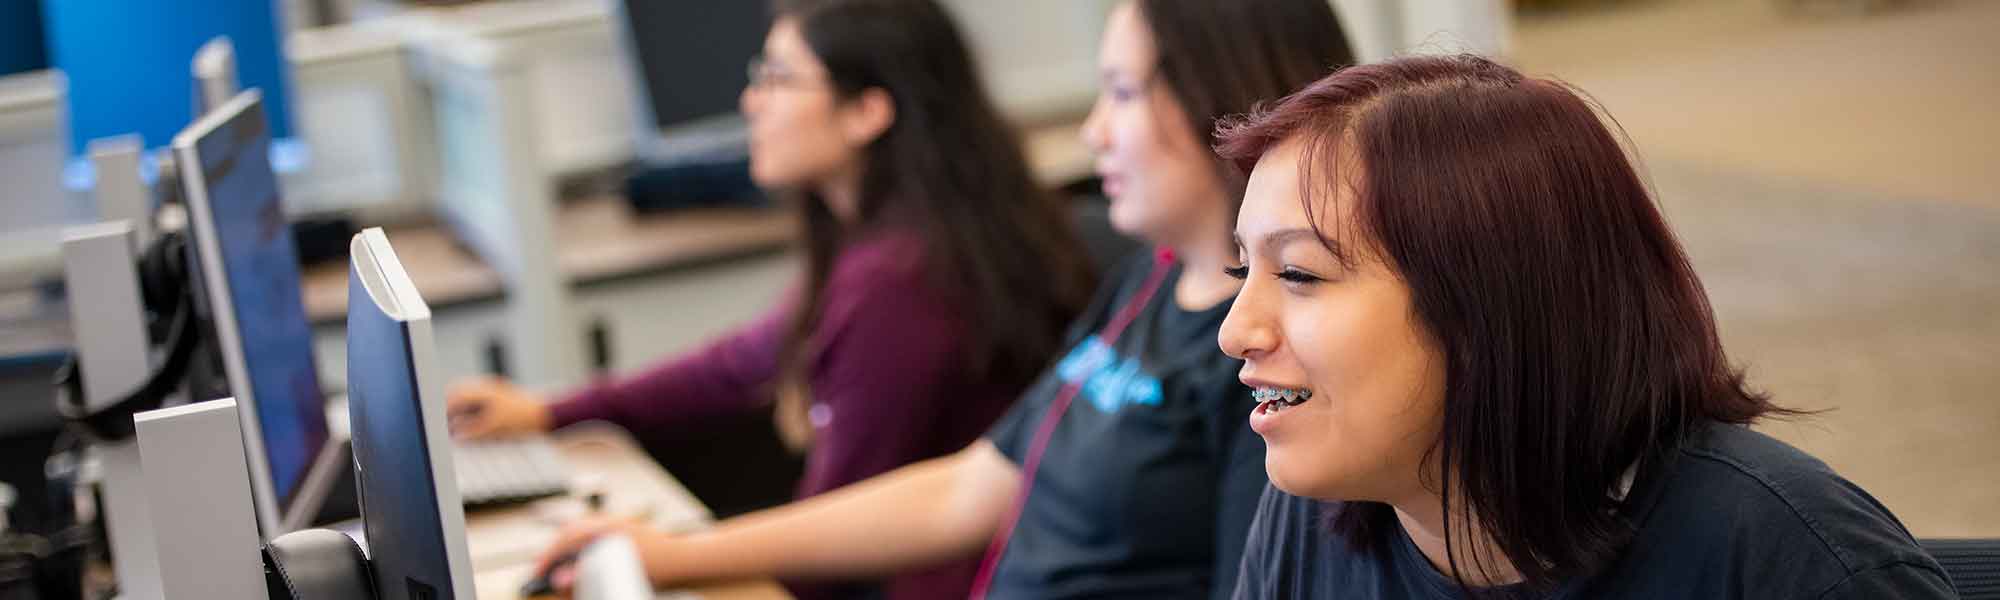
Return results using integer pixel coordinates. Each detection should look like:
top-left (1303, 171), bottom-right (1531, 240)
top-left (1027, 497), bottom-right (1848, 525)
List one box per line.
top-left (60, 223), bottom-right (163, 599)
top-left (133, 399), bottom-right (265, 600)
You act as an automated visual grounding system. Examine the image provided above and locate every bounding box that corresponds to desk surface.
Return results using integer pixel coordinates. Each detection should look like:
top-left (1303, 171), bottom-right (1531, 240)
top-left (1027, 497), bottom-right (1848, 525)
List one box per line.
top-left (300, 198), bottom-right (797, 324)
top-left (466, 424), bottom-right (791, 600)
top-left (299, 117), bottom-right (1090, 326)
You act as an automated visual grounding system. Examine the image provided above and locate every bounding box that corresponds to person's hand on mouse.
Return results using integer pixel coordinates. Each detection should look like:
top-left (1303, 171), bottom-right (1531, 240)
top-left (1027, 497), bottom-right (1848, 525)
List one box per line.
top-left (445, 377), bottom-right (553, 439)
top-left (534, 516), bottom-right (683, 594)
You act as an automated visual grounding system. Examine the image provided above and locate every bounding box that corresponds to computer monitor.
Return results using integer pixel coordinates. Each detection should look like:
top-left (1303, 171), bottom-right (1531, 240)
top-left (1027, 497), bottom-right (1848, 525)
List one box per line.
top-left (0, 0), bottom-right (47, 78)
top-left (174, 89), bottom-right (344, 538)
top-left (346, 227), bottom-right (476, 600)
top-left (610, 0), bottom-right (768, 163)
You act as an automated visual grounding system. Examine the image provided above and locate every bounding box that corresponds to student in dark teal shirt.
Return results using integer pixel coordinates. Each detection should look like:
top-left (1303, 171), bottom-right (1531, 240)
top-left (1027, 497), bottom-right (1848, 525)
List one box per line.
top-left (1213, 55), bottom-right (1956, 599)
top-left (1234, 422), bottom-right (1953, 599)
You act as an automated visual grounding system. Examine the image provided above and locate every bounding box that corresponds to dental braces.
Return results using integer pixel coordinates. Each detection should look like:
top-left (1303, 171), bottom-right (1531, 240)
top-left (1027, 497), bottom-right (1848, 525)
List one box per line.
top-left (1252, 388), bottom-right (1313, 404)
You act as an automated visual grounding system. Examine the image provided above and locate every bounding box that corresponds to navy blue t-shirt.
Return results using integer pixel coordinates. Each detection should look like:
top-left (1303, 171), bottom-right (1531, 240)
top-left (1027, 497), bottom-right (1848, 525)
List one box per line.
top-left (1233, 422), bottom-right (1957, 599)
top-left (983, 251), bottom-right (1266, 600)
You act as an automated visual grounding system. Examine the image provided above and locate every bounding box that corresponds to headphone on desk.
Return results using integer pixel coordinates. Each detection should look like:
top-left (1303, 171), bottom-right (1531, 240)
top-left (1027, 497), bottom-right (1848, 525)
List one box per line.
top-left (50, 230), bottom-right (207, 443)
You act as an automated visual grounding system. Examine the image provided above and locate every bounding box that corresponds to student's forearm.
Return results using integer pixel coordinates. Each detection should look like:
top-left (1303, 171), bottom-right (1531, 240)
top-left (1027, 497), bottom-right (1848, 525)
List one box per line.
top-left (648, 441), bottom-right (1021, 583)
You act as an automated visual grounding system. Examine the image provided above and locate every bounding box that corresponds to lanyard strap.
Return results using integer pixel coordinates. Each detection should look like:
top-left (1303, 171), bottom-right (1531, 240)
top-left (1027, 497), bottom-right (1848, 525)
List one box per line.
top-left (967, 249), bottom-right (1177, 599)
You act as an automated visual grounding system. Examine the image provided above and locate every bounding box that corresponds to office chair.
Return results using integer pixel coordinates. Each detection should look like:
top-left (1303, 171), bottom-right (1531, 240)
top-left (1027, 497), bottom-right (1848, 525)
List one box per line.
top-left (1922, 538), bottom-right (2000, 599)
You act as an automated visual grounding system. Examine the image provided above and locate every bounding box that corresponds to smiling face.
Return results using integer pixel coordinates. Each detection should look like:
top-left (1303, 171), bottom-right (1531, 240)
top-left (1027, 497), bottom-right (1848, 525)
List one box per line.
top-left (1218, 137), bottom-right (1448, 503)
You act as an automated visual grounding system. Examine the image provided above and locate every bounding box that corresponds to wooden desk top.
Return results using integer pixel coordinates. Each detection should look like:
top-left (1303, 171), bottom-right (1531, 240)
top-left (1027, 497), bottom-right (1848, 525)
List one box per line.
top-left (301, 198), bottom-right (797, 324)
top-left (551, 196), bottom-right (796, 284)
top-left (298, 117), bottom-right (1084, 325)
top-left (466, 423), bottom-right (790, 600)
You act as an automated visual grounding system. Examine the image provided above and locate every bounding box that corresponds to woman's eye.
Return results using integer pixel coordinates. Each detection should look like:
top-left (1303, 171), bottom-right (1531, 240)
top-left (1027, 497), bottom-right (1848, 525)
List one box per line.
top-left (1275, 268), bottom-right (1323, 285)
top-left (1223, 265), bottom-right (1250, 280)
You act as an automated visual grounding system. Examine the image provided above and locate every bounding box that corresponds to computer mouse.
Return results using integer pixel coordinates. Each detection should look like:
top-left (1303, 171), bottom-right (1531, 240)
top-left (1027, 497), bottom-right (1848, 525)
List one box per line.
top-left (520, 551), bottom-right (580, 598)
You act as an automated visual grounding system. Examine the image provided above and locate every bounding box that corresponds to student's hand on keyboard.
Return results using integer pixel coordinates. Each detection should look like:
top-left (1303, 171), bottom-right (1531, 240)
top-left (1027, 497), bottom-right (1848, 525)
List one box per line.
top-left (446, 376), bottom-right (554, 440)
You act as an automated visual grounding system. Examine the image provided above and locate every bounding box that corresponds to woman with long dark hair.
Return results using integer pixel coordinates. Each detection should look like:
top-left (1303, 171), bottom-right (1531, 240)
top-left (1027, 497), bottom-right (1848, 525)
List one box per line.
top-left (1217, 54), bottom-right (1955, 598)
top-left (447, 0), bottom-right (1094, 597)
top-left (531, 1), bottom-right (1353, 598)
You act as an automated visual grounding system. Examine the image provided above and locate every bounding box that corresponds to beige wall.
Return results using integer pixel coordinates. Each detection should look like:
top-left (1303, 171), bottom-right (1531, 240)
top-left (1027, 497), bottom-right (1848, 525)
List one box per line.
top-left (1332, 0), bottom-right (1512, 62)
top-left (939, 0), bottom-right (1117, 123)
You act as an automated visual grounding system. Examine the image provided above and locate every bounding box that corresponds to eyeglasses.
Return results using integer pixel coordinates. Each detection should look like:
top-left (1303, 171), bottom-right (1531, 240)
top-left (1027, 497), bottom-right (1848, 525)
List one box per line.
top-left (746, 54), bottom-right (828, 90)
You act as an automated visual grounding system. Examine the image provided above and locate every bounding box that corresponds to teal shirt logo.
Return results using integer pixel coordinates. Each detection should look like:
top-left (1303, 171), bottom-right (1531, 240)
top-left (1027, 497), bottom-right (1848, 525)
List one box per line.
top-left (1054, 335), bottom-right (1164, 413)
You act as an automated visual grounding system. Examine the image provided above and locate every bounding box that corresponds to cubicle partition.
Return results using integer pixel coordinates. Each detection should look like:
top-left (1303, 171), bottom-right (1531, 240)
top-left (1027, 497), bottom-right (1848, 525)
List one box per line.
top-left (409, 27), bottom-right (585, 390)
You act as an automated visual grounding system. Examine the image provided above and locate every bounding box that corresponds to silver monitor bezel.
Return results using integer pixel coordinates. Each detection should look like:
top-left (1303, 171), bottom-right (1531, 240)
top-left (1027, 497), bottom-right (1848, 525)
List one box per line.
top-left (172, 89), bottom-right (344, 539)
top-left (349, 227), bottom-right (477, 598)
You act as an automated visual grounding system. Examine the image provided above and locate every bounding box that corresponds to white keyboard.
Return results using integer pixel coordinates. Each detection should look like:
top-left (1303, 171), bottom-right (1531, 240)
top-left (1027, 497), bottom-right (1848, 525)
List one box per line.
top-left (452, 437), bottom-right (571, 506)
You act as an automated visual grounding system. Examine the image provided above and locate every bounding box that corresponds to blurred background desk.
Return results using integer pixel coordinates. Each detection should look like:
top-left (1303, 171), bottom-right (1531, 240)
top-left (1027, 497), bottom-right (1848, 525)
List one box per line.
top-left (298, 198), bottom-right (798, 324)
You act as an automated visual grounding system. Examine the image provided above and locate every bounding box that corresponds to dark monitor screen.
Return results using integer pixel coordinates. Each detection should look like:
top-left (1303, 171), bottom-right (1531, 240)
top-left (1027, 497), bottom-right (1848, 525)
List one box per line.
top-left (188, 98), bottom-right (329, 508)
top-left (346, 230), bottom-right (471, 599)
top-left (618, 0), bottom-right (769, 130)
top-left (0, 0), bottom-right (48, 77)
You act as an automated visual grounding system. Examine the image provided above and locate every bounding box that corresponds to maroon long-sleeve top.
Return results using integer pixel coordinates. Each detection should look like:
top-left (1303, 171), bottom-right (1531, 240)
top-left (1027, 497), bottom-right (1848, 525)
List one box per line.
top-left (548, 232), bottom-right (1016, 600)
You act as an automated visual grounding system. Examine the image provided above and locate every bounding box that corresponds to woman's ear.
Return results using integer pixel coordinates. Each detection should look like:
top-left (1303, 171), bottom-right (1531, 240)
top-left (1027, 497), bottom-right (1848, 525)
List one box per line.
top-left (839, 87), bottom-right (897, 146)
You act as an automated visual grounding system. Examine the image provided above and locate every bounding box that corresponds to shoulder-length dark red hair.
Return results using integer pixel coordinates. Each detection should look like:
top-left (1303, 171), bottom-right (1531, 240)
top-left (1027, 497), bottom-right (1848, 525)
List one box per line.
top-left (1216, 54), bottom-right (1787, 592)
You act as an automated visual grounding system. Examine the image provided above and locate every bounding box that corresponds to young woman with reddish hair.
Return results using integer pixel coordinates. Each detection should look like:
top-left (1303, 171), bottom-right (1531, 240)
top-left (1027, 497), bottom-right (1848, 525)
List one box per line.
top-left (1216, 55), bottom-right (1956, 599)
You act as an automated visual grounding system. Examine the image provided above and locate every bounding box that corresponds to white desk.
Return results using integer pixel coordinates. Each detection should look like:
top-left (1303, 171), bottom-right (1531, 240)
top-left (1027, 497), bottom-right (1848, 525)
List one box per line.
top-left (464, 423), bottom-right (791, 600)
top-left (287, 16), bottom-right (439, 222)
top-left (0, 70), bottom-right (77, 293)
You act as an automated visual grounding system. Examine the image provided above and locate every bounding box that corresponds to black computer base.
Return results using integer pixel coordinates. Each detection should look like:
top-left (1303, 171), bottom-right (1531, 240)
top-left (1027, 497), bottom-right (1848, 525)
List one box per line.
top-left (262, 529), bottom-right (376, 600)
